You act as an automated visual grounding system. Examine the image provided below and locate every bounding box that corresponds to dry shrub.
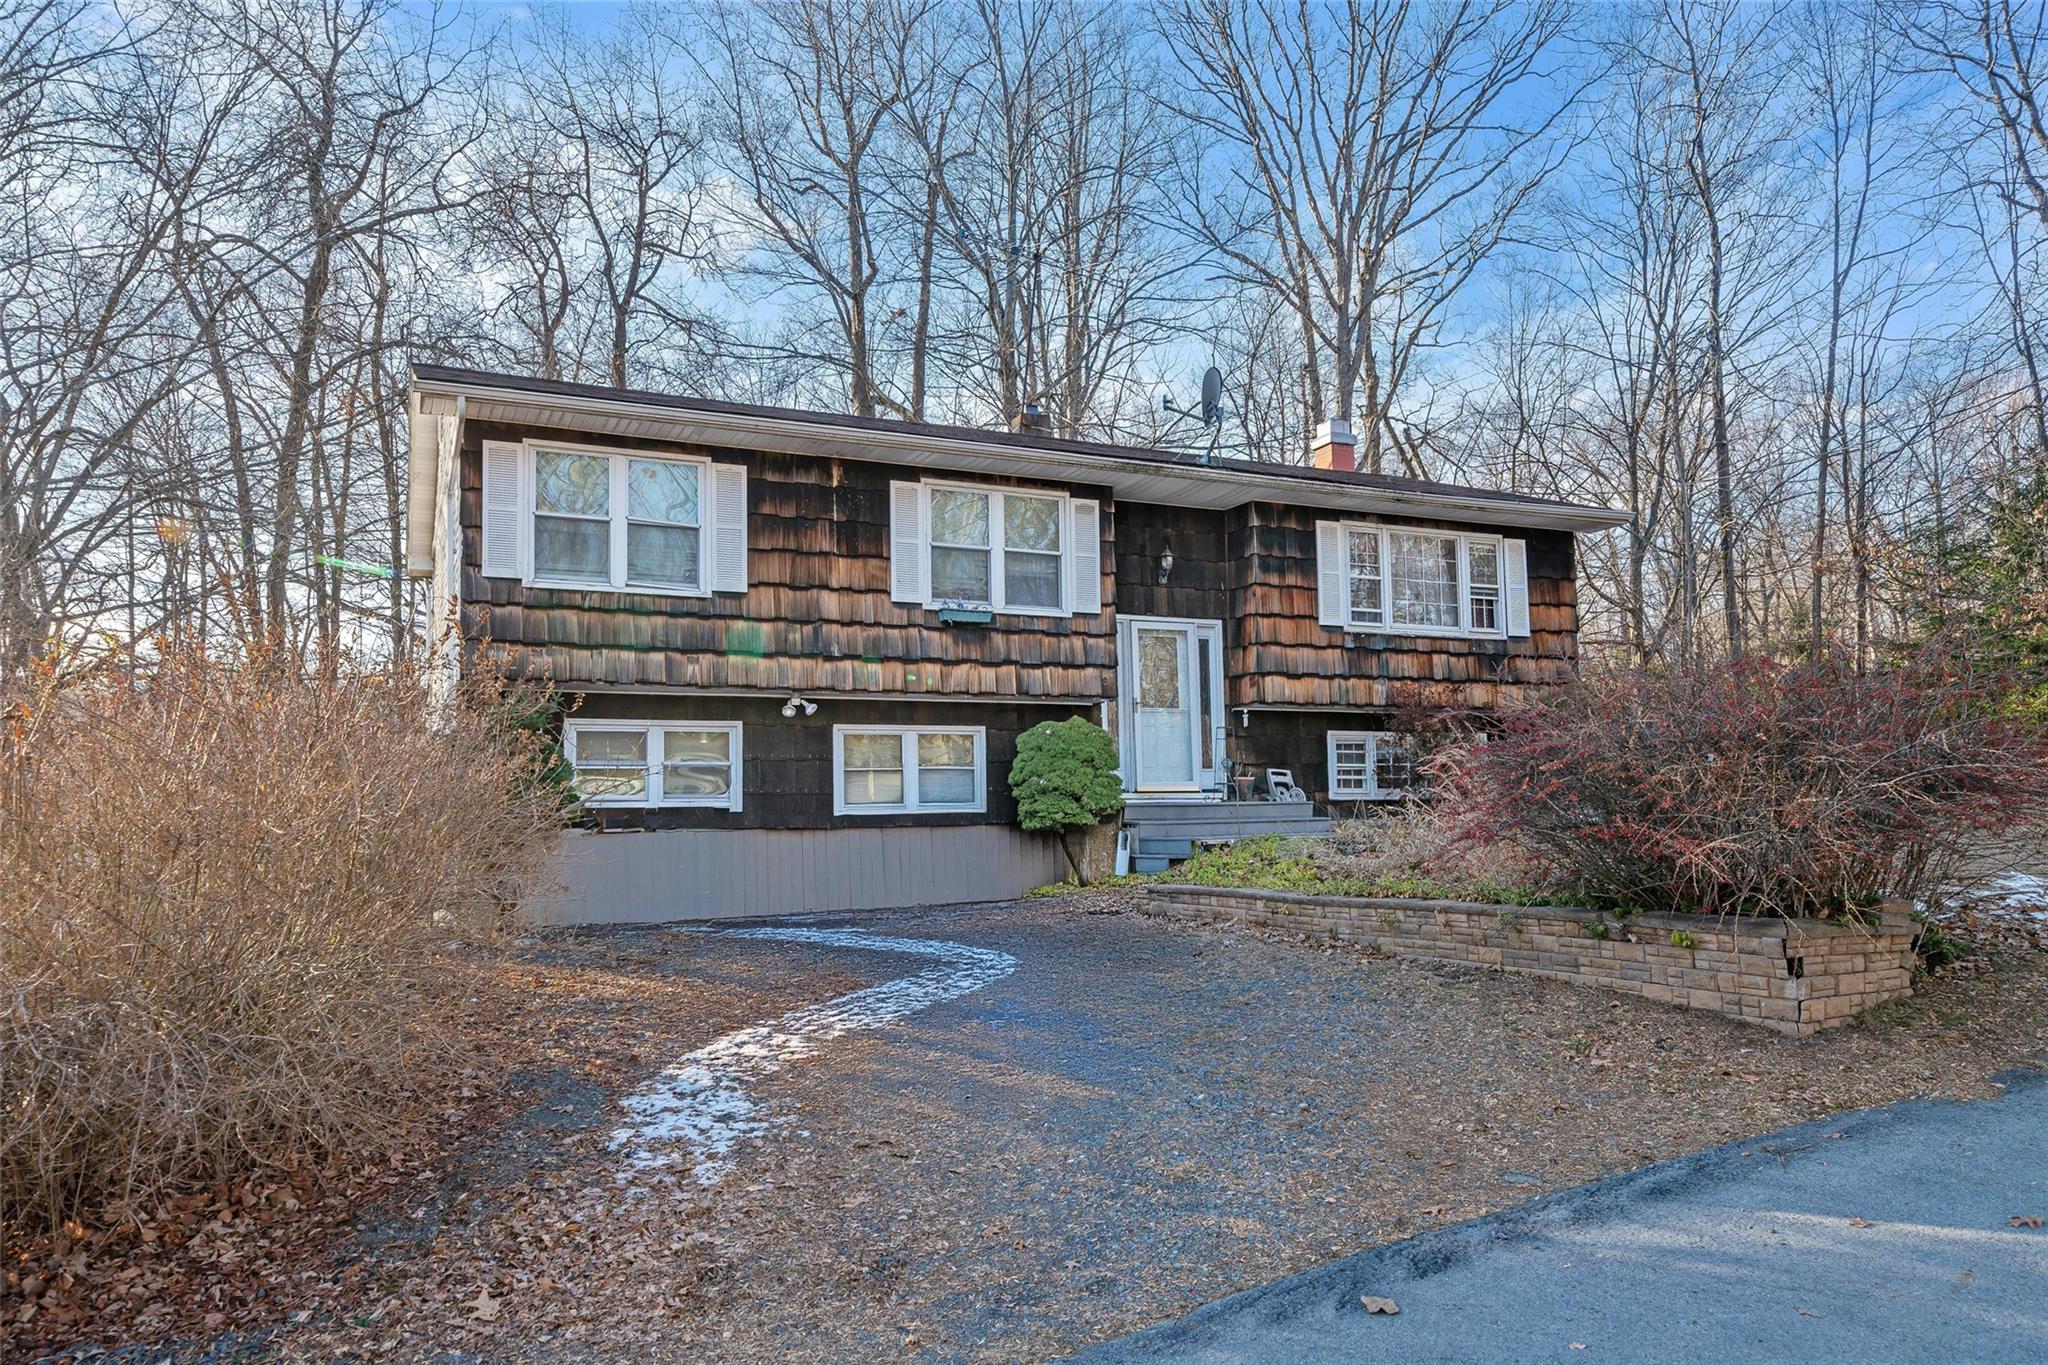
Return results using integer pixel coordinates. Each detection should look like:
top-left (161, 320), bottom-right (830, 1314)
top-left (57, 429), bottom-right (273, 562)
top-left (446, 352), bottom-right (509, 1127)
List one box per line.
top-left (0, 647), bottom-right (568, 1235)
top-left (1308, 797), bottom-right (1555, 896)
top-left (1445, 650), bottom-right (2048, 919)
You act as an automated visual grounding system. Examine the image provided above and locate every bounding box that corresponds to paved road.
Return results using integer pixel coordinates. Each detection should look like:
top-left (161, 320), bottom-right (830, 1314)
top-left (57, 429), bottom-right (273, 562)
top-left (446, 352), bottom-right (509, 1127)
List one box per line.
top-left (1072, 1070), bottom-right (2048, 1365)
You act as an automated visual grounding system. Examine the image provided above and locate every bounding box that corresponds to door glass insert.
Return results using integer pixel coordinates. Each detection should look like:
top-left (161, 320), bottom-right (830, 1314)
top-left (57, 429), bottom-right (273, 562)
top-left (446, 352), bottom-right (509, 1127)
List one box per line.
top-left (1134, 627), bottom-right (1194, 786)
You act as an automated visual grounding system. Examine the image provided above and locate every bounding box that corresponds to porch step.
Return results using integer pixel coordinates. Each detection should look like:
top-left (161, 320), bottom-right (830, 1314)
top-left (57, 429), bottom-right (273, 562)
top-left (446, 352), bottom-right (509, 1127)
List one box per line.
top-left (1126, 800), bottom-right (1320, 823)
top-left (1131, 820), bottom-right (1331, 843)
top-left (1122, 799), bottom-right (1332, 873)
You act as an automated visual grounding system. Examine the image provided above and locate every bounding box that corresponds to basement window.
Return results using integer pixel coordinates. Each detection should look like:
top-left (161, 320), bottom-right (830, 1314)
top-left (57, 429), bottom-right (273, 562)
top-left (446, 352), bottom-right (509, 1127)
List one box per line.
top-left (1327, 730), bottom-right (1414, 802)
top-left (564, 720), bottom-right (742, 811)
top-left (833, 725), bottom-right (986, 816)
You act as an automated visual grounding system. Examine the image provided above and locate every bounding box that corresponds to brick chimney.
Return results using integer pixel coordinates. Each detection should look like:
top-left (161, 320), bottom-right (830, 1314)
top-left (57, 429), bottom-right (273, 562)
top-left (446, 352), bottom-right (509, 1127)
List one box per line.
top-left (1311, 417), bottom-right (1357, 472)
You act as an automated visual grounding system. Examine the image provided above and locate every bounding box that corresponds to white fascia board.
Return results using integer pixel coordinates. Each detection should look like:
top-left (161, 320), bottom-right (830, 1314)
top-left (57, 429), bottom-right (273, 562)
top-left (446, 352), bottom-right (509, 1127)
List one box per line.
top-left (405, 394), bottom-right (444, 578)
top-left (409, 378), bottom-right (1629, 533)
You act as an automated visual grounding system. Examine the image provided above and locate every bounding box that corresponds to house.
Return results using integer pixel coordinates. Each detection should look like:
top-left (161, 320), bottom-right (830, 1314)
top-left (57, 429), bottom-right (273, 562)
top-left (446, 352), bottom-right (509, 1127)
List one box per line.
top-left (405, 365), bottom-right (1627, 921)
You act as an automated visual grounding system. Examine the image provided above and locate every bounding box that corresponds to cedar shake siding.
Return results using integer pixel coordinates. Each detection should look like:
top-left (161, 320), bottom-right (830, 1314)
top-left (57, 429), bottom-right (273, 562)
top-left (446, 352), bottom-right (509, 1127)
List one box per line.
top-left (1229, 504), bottom-right (1577, 712)
top-left (1114, 499), bottom-right (1577, 714)
top-left (566, 693), bottom-right (1090, 831)
top-left (1114, 501), bottom-right (1230, 622)
top-left (1228, 708), bottom-right (1405, 810)
top-left (458, 420), bottom-right (1116, 700)
top-left (454, 423), bottom-right (1580, 717)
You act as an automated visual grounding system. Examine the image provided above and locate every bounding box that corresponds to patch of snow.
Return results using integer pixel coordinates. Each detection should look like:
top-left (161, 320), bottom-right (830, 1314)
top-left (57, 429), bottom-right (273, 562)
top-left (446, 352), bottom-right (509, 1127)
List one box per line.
top-left (1980, 872), bottom-right (2048, 917)
top-left (608, 927), bottom-right (1017, 1186)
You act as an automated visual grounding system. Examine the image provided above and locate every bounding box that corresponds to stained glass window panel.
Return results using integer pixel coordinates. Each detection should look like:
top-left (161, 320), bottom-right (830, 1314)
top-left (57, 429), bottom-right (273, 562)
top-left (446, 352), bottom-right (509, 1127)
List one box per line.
top-left (535, 452), bottom-right (609, 516)
top-left (1137, 630), bottom-right (1182, 708)
top-left (1004, 495), bottom-right (1060, 552)
top-left (628, 460), bottom-right (698, 525)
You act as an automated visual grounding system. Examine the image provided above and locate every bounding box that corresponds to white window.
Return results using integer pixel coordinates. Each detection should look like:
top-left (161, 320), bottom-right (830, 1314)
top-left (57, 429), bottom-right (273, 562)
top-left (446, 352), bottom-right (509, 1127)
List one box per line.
top-left (1467, 539), bottom-right (1501, 633)
top-left (532, 445), bottom-right (707, 592)
top-left (833, 725), bottom-right (987, 815)
top-left (480, 439), bottom-right (748, 596)
top-left (1329, 521), bottom-right (1512, 637)
top-left (564, 720), bottom-right (743, 810)
top-left (897, 480), bottom-right (1075, 616)
top-left (1327, 729), bottom-right (1414, 802)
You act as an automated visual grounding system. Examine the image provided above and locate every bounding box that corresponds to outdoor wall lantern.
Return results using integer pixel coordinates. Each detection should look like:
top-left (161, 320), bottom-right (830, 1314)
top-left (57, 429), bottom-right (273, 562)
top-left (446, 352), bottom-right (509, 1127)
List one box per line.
top-left (780, 694), bottom-right (817, 718)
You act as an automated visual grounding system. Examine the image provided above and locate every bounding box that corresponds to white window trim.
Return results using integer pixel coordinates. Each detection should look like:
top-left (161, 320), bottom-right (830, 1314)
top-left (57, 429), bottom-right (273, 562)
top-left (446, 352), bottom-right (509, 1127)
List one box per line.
top-left (920, 479), bottom-right (1073, 619)
top-left (564, 719), bottom-right (743, 811)
top-left (526, 439), bottom-right (714, 598)
top-left (1335, 520), bottom-right (1506, 639)
top-left (832, 724), bottom-right (988, 816)
top-left (1326, 729), bottom-right (1411, 802)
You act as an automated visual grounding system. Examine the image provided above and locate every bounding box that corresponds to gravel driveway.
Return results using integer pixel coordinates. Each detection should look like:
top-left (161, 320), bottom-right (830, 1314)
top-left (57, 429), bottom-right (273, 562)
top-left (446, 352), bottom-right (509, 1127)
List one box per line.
top-left (221, 894), bottom-right (2047, 1363)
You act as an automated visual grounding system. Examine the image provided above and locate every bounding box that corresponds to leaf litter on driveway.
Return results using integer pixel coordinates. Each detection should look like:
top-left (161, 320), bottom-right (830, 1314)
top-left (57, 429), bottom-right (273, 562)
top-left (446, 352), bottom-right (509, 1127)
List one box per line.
top-left (27, 893), bottom-right (2048, 1364)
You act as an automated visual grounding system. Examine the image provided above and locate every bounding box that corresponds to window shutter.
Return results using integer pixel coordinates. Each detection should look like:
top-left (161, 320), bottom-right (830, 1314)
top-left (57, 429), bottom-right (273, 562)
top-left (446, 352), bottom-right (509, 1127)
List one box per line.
top-left (889, 480), bottom-right (926, 603)
top-left (1503, 537), bottom-right (1531, 637)
top-left (709, 463), bottom-right (749, 593)
top-left (1315, 521), bottom-right (1346, 628)
top-left (1068, 499), bottom-right (1102, 614)
top-left (480, 441), bottom-right (527, 579)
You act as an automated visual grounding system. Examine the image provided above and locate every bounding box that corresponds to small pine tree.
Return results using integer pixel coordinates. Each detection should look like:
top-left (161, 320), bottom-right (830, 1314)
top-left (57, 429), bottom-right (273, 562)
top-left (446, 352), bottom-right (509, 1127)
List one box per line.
top-left (1009, 717), bottom-right (1125, 883)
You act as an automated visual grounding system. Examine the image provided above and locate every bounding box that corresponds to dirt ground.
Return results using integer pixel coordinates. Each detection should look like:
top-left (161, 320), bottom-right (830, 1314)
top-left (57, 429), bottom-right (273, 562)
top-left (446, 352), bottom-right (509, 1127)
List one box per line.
top-left (9, 892), bottom-right (2047, 1364)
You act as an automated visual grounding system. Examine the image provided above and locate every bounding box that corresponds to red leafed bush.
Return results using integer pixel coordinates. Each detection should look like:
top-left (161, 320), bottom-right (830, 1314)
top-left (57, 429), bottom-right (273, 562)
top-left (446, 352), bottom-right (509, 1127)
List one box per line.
top-left (1441, 651), bottom-right (2048, 920)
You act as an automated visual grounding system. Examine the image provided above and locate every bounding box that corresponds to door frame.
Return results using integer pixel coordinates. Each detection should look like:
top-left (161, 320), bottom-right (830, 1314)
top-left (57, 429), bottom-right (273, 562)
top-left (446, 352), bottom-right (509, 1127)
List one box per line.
top-left (1115, 614), bottom-right (1225, 797)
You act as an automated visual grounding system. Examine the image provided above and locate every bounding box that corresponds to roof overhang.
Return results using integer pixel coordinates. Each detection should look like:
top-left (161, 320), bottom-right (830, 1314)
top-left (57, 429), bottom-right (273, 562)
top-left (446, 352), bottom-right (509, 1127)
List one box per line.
top-left (406, 372), bottom-right (1629, 550)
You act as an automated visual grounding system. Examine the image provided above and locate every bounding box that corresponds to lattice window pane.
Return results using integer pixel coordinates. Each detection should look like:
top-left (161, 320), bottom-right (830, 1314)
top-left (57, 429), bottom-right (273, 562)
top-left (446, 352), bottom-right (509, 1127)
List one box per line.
top-left (1348, 530), bottom-right (1384, 626)
top-left (929, 488), bottom-right (990, 546)
top-left (1388, 532), bottom-right (1460, 630)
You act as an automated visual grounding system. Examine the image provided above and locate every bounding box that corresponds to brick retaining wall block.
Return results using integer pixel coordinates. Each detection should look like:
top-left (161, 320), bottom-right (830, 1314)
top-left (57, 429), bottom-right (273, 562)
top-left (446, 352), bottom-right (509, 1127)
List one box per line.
top-left (1142, 887), bottom-right (1918, 1036)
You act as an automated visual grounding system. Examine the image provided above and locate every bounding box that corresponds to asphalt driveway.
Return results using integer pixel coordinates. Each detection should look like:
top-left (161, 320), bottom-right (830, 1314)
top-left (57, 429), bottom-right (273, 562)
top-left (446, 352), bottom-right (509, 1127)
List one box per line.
top-left (1075, 1071), bottom-right (2048, 1364)
top-left (192, 894), bottom-right (2048, 1363)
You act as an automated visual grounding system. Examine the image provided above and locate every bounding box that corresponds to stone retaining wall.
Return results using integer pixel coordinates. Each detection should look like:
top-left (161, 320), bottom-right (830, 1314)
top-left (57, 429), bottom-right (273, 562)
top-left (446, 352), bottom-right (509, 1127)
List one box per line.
top-left (1143, 886), bottom-right (1919, 1036)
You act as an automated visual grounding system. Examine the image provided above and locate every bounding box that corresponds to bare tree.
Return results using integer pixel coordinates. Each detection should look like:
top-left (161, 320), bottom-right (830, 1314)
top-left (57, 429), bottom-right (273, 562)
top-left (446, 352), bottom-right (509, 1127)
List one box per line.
top-left (473, 4), bottom-right (717, 391)
top-left (167, 0), bottom-right (481, 648)
top-left (696, 0), bottom-right (936, 419)
top-left (1160, 0), bottom-right (1574, 473)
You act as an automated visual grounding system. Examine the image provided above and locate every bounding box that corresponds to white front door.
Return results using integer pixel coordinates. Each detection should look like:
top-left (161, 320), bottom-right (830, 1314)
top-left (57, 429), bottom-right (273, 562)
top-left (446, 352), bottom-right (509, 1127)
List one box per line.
top-left (1118, 616), bottom-right (1223, 794)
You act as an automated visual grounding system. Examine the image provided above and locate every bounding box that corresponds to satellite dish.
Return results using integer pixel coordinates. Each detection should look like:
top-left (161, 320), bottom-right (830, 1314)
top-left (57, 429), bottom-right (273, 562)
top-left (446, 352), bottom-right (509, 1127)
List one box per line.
top-left (1200, 366), bottom-right (1223, 425)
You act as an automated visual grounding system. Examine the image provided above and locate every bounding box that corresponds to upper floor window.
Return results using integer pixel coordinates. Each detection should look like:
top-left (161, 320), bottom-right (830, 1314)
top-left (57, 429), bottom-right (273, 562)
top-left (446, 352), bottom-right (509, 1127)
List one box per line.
top-left (890, 479), bottom-right (1101, 617)
top-left (533, 447), bottom-right (706, 592)
top-left (927, 483), bottom-right (1064, 612)
top-left (479, 438), bottom-right (748, 597)
top-left (1322, 519), bottom-right (1523, 638)
top-left (564, 719), bottom-right (743, 811)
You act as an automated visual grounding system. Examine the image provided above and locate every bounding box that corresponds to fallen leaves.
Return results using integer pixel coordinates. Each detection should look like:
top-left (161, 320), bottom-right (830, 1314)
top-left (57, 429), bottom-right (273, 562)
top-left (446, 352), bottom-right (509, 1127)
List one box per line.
top-left (1359, 1295), bottom-right (1401, 1315)
top-left (467, 1286), bottom-right (503, 1322)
